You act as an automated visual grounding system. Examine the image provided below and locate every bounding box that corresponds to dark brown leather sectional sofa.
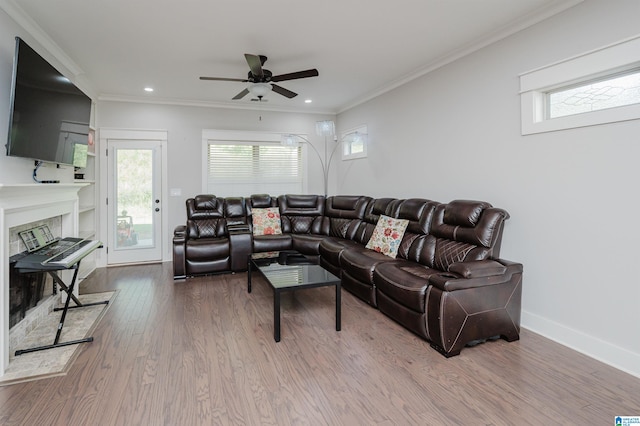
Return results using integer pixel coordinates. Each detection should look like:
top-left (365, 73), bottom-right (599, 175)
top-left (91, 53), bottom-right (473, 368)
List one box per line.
top-left (173, 194), bottom-right (523, 357)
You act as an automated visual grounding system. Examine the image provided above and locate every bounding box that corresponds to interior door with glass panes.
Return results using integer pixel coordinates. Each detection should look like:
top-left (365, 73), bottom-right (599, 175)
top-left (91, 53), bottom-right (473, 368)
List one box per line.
top-left (106, 140), bottom-right (162, 264)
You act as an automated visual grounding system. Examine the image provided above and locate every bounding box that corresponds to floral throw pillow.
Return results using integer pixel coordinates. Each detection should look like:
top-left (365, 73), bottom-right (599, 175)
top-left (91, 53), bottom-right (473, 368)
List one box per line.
top-left (252, 207), bottom-right (282, 236)
top-left (365, 215), bottom-right (409, 258)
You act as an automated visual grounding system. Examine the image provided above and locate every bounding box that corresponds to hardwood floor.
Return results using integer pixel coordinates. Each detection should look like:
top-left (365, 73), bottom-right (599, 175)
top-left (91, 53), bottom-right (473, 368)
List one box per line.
top-left (0, 262), bottom-right (638, 425)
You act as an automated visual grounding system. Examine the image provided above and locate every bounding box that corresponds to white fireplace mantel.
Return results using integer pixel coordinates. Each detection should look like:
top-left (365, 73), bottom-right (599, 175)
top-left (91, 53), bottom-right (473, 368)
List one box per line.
top-left (0, 183), bottom-right (86, 376)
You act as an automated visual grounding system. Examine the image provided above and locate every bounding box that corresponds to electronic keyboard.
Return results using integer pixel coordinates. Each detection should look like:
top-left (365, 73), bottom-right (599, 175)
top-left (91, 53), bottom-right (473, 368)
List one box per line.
top-left (15, 237), bottom-right (102, 271)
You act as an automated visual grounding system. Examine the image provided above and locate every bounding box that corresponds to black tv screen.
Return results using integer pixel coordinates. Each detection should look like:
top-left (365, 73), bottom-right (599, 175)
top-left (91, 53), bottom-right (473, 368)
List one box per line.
top-left (5, 37), bottom-right (91, 166)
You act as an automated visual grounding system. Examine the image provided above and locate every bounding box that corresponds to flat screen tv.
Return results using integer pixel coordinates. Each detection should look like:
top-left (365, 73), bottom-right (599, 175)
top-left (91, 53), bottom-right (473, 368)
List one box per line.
top-left (5, 37), bottom-right (91, 167)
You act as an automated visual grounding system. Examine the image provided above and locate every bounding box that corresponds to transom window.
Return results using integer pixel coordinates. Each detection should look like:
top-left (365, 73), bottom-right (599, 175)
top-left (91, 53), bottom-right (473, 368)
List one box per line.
top-left (548, 68), bottom-right (640, 119)
top-left (341, 125), bottom-right (368, 160)
top-left (520, 34), bottom-right (640, 134)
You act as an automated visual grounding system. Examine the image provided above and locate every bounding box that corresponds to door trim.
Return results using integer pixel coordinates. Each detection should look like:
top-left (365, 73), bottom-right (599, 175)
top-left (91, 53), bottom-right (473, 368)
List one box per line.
top-left (98, 129), bottom-right (169, 267)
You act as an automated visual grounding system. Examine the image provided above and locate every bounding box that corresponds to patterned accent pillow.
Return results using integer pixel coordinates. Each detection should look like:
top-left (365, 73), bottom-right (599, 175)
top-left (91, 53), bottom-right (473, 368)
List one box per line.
top-left (252, 207), bottom-right (282, 236)
top-left (365, 215), bottom-right (409, 258)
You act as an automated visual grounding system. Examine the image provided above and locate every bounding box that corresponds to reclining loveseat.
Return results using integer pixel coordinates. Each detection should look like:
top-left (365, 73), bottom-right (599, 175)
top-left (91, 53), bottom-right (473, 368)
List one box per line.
top-left (173, 194), bottom-right (523, 357)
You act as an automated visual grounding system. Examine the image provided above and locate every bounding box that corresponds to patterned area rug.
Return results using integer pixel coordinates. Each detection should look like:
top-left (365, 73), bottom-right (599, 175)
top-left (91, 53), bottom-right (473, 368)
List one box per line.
top-left (0, 291), bottom-right (115, 386)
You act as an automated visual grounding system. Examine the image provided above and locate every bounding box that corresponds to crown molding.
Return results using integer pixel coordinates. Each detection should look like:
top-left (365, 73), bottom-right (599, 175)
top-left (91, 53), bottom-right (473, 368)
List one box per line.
top-left (337, 0), bottom-right (584, 114)
top-left (0, 0), bottom-right (86, 78)
top-left (97, 93), bottom-right (337, 116)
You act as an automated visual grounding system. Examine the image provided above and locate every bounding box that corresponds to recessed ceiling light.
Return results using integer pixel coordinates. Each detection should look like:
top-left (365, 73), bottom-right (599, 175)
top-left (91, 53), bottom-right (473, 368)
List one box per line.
top-left (144, 87), bottom-right (154, 92)
top-left (304, 99), bottom-right (312, 104)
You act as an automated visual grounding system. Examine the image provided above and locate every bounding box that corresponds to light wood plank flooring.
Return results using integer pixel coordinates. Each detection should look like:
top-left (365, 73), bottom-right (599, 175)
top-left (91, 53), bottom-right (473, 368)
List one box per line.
top-left (0, 262), bottom-right (638, 425)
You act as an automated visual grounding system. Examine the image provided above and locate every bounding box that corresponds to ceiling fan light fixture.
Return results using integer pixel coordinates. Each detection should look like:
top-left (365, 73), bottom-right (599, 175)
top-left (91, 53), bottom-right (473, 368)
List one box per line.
top-left (248, 82), bottom-right (272, 98)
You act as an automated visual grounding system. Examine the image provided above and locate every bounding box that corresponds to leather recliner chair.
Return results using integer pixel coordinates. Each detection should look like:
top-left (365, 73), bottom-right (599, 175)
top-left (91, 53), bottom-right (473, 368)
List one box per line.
top-left (373, 200), bottom-right (522, 357)
top-left (173, 195), bottom-right (232, 278)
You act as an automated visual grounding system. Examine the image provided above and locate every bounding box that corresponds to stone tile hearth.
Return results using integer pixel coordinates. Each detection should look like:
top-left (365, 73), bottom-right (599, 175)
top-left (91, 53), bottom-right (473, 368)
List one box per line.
top-left (0, 291), bottom-right (115, 385)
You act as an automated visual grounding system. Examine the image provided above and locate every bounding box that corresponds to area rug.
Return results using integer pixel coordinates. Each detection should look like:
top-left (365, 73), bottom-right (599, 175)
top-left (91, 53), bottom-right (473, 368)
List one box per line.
top-left (0, 291), bottom-right (116, 386)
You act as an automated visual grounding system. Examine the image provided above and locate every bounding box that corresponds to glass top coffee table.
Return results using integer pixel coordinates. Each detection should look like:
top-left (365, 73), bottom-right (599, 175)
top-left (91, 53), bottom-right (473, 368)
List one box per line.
top-left (248, 251), bottom-right (341, 342)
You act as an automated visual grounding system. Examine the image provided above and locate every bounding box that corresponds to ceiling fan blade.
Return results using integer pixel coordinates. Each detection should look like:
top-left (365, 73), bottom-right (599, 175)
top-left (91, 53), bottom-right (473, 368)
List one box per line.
top-left (232, 88), bottom-right (250, 100)
top-left (199, 76), bottom-right (248, 82)
top-left (244, 54), bottom-right (264, 79)
top-left (271, 69), bottom-right (319, 82)
top-left (271, 84), bottom-right (297, 99)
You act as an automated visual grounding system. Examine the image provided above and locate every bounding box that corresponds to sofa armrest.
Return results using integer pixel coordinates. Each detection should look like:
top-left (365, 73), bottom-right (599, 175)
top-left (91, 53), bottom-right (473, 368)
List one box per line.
top-left (227, 224), bottom-right (251, 233)
top-left (173, 225), bottom-right (187, 279)
top-left (173, 225), bottom-right (186, 242)
top-left (449, 259), bottom-right (507, 278)
top-left (430, 259), bottom-right (523, 291)
top-left (228, 225), bottom-right (252, 272)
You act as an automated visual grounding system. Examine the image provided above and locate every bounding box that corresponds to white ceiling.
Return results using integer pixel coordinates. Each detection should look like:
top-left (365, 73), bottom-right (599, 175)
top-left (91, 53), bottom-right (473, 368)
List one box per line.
top-left (3, 0), bottom-right (580, 114)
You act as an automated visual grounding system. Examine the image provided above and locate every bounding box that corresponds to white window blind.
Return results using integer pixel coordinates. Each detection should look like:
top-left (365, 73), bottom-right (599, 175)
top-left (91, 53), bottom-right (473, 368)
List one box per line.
top-left (207, 142), bottom-right (302, 197)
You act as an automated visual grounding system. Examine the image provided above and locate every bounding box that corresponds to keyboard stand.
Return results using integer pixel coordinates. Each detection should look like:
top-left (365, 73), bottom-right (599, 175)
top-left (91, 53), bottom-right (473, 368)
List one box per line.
top-left (14, 259), bottom-right (109, 356)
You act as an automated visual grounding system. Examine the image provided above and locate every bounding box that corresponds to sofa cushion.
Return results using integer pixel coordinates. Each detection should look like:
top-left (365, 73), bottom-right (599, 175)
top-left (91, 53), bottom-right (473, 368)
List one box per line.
top-left (252, 207), bottom-right (282, 236)
top-left (340, 247), bottom-right (395, 284)
top-left (365, 215), bottom-right (409, 258)
top-left (252, 234), bottom-right (292, 253)
top-left (374, 260), bottom-right (441, 313)
top-left (430, 200), bottom-right (509, 258)
top-left (249, 194), bottom-right (277, 208)
top-left (292, 234), bottom-right (328, 255)
top-left (319, 237), bottom-right (362, 269)
top-left (278, 194), bottom-right (324, 234)
top-left (185, 237), bottom-right (229, 261)
top-left (224, 197), bottom-right (247, 227)
top-left (193, 194), bottom-right (219, 212)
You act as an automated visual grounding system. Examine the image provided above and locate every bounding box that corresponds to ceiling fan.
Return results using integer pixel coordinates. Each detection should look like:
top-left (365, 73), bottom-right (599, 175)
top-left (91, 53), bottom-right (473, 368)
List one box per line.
top-left (200, 54), bottom-right (319, 101)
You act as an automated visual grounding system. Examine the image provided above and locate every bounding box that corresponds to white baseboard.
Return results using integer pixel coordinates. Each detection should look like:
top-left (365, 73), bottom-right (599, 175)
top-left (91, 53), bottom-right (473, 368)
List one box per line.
top-left (522, 310), bottom-right (640, 379)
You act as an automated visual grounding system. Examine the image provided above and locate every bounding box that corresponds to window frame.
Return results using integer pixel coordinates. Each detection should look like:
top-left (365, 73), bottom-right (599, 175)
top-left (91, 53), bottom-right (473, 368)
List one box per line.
top-left (341, 125), bottom-right (368, 160)
top-left (520, 34), bottom-right (640, 135)
top-left (201, 129), bottom-right (309, 196)
top-left (546, 67), bottom-right (640, 120)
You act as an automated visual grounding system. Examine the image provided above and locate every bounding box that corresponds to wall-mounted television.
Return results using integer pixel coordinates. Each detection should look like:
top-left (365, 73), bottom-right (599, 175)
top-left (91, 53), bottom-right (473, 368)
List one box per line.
top-left (5, 37), bottom-right (92, 167)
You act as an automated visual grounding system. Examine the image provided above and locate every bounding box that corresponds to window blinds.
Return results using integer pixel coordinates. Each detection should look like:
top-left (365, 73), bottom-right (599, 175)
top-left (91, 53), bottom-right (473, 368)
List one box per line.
top-left (207, 143), bottom-right (302, 197)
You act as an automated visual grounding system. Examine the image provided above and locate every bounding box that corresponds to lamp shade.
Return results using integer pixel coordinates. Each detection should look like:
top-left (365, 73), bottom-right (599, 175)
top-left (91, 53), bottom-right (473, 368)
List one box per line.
top-left (315, 120), bottom-right (335, 136)
top-left (281, 134), bottom-right (301, 147)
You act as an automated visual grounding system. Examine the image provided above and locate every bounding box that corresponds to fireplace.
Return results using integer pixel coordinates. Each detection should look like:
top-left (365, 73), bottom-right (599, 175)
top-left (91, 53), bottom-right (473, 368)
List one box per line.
top-left (8, 257), bottom-right (50, 328)
top-left (0, 184), bottom-right (84, 377)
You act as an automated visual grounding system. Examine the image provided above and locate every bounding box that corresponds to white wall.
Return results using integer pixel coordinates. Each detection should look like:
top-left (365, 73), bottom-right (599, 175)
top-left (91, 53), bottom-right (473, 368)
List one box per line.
top-left (337, 0), bottom-right (640, 377)
top-left (97, 101), bottom-right (335, 244)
